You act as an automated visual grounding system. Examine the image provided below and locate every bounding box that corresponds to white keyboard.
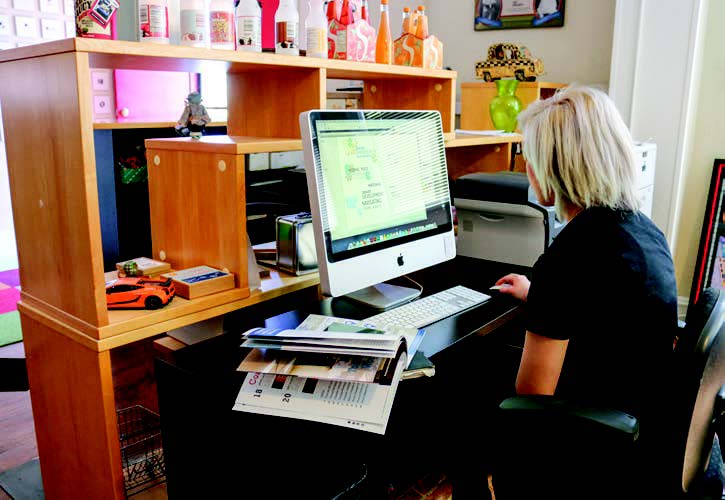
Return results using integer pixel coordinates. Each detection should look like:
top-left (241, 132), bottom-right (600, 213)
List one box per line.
top-left (363, 285), bottom-right (491, 329)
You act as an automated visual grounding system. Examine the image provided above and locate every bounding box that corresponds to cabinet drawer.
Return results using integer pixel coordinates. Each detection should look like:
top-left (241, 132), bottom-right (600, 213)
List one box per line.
top-left (634, 143), bottom-right (656, 190)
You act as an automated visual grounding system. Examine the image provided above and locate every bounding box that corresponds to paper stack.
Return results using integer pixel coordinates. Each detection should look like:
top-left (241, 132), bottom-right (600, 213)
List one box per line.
top-left (232, 314), bottom-right (425, 434)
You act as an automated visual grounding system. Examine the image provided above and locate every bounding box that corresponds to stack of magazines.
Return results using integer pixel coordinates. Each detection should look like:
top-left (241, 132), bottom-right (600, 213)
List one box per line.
top-left (232, 314), bottom-right (426, 434)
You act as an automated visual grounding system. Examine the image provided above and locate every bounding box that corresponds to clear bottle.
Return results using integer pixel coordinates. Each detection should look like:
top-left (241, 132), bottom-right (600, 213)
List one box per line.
top-left (236, 0), bottom-right (262, 52)
top-left (305, 0), bottom-right (327, 58)
top-left (275, 0), bottom-right (299, 55)
top-left (137, 0), bottom-right (170, 43)
top-left (375, 0), bottom-right (391, 64)
top-left (209, 0), bottom-right (235, 49)
top-left (180, 0), bottom-right (208, 47)
top-left (415, 4), bottom-right (428, 39)
top-left (401, 6), bottom-right (412, 35)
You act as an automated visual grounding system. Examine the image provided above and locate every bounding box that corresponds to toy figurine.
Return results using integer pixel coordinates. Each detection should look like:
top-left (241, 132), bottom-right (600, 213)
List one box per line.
top-left (175, 91), bottom-right (211, 139)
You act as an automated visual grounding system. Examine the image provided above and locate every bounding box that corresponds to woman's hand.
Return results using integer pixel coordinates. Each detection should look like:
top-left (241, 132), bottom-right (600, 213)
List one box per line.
top-left (494, 273), bottom-right (531, 302)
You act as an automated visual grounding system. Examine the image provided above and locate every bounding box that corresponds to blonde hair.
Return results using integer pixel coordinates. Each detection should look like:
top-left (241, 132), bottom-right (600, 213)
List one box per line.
top-left (517, 84), bottom-right (639, 220)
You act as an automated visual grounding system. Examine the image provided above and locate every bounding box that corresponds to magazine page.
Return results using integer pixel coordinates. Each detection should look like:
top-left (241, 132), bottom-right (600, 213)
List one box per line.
top-left (243, 326), bottom-right (402, 342)
top-left (237, 349), bottom-right (389, 383)
top-left (240, 340), bottom-right (397, 358)
top-left (232, 350), bottom-right (407, 435)
top-left (297, 314), bottom-right (426, 368)
top-left (241, 328), bottom-right (402, 351)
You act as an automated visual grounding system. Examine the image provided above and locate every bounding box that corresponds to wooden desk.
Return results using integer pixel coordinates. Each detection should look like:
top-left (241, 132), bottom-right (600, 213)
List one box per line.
top-left (0, 38), bottom-right (520, 499)
top-left (154, 257), bottom-right (527, 497)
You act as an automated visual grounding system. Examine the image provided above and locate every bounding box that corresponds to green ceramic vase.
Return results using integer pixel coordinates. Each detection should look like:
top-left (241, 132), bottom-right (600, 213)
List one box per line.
top-left (489, 79), bottom-right (522, 132)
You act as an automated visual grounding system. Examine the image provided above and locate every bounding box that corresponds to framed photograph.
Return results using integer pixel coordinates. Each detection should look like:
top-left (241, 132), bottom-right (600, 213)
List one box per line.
top-left (475, 0), bottom-right (565, 31)
top-left (690, 159), bottom-right (725, 306)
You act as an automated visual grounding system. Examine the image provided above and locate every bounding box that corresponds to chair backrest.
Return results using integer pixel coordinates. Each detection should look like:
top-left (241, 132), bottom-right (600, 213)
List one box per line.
top-left (672, 287), bottom-right (725, 492)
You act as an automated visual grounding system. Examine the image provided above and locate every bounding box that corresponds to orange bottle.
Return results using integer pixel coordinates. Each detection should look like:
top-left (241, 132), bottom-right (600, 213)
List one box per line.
top-left (401, 6), bottom-right (413, 35)
top-left (415, 4), bottom-right (428, 39)
top-left (375, 0), bottom-right (392, 64)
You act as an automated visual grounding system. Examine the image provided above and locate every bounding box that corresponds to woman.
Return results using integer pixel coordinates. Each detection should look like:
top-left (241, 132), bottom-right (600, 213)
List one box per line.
top-left (496, 84), bottom-right (678, 422)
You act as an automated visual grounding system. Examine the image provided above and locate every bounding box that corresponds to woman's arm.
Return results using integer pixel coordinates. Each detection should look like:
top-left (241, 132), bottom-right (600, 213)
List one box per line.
top-left (516, 331), bottom-right (569, 395)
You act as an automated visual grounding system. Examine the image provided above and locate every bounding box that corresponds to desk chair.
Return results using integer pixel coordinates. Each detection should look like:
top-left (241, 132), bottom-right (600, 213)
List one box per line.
top-left (0, 357), bottom-right (28, 391)
top-left (492, 287), bottom-right (725, 500)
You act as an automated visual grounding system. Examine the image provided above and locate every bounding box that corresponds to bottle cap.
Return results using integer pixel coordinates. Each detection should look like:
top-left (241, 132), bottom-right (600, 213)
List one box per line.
top-left (417, 5), bottom-right (424, 11)
top-left (403, 6), bottom-right (410, 11)
top-left (381, 0), bottom-right (388, 4)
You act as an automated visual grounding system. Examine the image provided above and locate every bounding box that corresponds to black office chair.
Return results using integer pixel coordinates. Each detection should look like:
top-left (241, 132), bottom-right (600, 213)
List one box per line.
top-left (491, 287), bottom-right (725, 500)
top-left (0, 357), bottom-right (29, 391)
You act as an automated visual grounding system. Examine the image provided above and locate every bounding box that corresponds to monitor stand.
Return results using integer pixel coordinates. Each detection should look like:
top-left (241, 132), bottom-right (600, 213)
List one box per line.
top-left (344, 283), bottom-right (422, 311)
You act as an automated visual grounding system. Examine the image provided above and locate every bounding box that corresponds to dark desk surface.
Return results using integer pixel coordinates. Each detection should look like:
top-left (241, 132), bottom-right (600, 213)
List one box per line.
top-left (154, 256), bottom-right (529, 498)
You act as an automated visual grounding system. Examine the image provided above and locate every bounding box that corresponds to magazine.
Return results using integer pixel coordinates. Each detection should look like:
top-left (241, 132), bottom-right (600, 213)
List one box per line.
top-left (237, 348), bottom-right (391, 383)
top-left (233, 314), bottom-right (422, 433)
top-left (233, 348), bottom-right (407, 434)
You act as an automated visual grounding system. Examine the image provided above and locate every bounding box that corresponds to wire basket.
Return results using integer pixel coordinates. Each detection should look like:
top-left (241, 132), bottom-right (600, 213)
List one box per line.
top-left (117, 405), bottom-right (166, 496)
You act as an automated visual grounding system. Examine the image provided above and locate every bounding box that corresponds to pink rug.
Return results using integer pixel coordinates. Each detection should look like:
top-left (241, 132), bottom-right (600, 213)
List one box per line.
top-left (0, 287), bottom-right (20, 314)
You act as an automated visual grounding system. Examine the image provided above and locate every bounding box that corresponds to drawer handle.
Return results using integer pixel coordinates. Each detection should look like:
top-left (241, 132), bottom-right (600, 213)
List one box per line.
top-left (479, 214), bottom-right (505, 223)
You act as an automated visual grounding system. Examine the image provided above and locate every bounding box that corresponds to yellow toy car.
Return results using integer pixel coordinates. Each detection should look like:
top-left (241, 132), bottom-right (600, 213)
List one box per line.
top-left (475, 43), bottom-right (544, 82)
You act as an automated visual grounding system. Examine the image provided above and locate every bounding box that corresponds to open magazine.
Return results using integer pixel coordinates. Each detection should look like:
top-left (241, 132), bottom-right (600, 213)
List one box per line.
top-left (232, 314), bottom-right (423, 434)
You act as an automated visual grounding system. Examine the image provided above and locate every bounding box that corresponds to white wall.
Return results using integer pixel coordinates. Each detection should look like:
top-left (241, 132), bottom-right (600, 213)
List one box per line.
top-left (426, 0), bottom-right (616, 101)
top-left (674, 0), bottom-right (725, 298)
top-left (608, 0), bottom-right (707, 299)
top-left (0, 105), bottom-right (18, 272)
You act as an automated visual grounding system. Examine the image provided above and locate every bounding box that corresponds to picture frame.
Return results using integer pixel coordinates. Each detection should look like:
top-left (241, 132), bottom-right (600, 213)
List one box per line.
top-left (689, 159), bottom-right (725, 306)
top-left (475, 0), bottom-right (565, 31)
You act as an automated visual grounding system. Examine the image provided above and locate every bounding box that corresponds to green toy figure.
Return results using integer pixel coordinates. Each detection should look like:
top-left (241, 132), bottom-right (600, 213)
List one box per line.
top-left (175, 91), bottom-right (211, 139)
top-left (120, 261), bottom-right (140, 277)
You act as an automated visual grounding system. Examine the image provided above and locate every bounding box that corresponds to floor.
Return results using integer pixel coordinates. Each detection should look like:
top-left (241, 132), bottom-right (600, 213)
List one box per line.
top-left (0, 337), bottom-right (460, 499)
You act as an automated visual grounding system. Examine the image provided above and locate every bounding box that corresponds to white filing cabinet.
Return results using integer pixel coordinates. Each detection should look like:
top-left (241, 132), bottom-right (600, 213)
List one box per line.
top-left (633, 141), bottom-right (656, 217)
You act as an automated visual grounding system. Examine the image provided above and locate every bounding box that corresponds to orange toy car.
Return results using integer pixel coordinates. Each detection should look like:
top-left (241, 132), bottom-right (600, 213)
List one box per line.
top-left (105, 277), bottom-right (175, 310)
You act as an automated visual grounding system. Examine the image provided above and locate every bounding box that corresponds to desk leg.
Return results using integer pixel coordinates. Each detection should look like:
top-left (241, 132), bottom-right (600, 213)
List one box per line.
top-left (21, 314), bottom-right (125, 499)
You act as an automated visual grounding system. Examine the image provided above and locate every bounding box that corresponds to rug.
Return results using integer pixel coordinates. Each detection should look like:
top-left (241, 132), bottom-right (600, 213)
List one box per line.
top-left (0, 458), bottom-right (44, 499)
top-left (0, 268), bottom-right (22, 348)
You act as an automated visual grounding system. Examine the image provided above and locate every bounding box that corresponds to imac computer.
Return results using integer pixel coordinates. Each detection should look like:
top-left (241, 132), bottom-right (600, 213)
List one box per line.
top-left (299, 109), bottom-right (456, 310)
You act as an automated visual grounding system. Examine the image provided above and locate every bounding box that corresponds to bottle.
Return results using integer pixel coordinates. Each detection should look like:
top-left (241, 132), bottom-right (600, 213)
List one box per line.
top-left (361, 0), bottom-right (369, 22)
top-left (305, 0), bottom-right (327, 58)
top-left (338, 0), bottom-right (352, 25)
top-left (375, 0), bottom-right (391, 64)
top-left (401, 6), bottom-right (412, 35)
top-left (236, 0), bottom-right (262, 52)
top-left (209, 0), bottom-right (235, 49)
top-left (275, 0), bottom-right (300, 55)
top-left (179, 0), bottom-right (208, 47)
top-left (415, 4), bottom-right (427, 39)
top-left (326, 0), bottom-right (339, 21)
top-left (137, 0), bottom-right (170, 43)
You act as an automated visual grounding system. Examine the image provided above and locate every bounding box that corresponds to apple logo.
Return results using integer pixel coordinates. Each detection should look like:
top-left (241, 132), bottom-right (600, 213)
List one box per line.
top-left (397, 254), bottom-right (404, 266)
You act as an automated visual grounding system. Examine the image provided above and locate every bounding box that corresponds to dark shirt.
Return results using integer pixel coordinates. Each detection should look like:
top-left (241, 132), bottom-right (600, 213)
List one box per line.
top-left (525, 207), bottom-right (678, 418)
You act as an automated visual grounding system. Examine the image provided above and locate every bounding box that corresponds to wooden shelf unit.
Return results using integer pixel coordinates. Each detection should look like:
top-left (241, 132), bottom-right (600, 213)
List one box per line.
top-left (460, 80), bottom-right (567, 132)
top-left (0, 38), bottom-right (519, 499)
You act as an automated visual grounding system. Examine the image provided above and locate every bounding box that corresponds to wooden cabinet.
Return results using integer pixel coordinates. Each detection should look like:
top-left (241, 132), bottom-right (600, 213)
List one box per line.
top-left (0, 38), bottom-right (519, 499)
top-left (460, 80), bottom-right (566, 131)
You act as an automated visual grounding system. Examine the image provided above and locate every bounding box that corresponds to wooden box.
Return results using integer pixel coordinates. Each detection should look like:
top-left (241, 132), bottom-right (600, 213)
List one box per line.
top-left (394, 33), bottom-right (443, 70)
top-left (328, 19), bottom-right (376, 62)
top-left (162, 265), bottom-right (235, 299)
top-left (145, 138), bottom-right (254, 300)
top-left (115, 257), bottom-right (171, 277)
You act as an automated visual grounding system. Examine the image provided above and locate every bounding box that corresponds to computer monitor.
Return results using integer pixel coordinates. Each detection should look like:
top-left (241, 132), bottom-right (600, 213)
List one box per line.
top-left (299, 109), bottom-right (456, 310)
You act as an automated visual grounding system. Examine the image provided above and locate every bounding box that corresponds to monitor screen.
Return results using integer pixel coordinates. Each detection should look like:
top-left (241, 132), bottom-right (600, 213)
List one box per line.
top-left (300, 110), bottom-right (456, 302)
